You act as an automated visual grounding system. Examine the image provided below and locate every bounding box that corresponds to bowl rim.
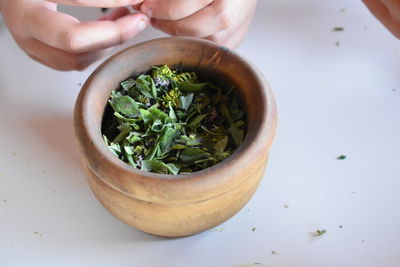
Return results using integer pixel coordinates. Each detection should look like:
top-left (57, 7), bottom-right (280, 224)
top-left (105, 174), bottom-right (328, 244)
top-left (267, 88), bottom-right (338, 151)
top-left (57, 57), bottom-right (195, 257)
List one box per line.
top-left (74, 37), bottom-right (277, 201)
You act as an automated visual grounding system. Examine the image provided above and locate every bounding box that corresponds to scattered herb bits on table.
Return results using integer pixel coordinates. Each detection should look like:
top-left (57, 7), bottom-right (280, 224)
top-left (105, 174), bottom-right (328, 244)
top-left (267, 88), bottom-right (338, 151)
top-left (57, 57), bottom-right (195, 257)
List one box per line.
top-left (102, 65), bottom-right (246, 175)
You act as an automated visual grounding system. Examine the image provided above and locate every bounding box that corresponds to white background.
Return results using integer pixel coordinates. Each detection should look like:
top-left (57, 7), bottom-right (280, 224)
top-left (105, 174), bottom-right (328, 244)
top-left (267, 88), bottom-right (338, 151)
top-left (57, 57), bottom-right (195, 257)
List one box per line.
top-left (1, 0), bottom-right (400, 266)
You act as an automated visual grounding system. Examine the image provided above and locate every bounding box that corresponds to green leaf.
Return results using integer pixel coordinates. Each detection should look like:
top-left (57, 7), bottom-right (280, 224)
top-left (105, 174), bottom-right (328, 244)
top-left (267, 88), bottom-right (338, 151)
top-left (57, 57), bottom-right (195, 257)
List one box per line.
top-left (124, 146), bottom-right (135, 155)
top-left (188, 114), bottom-right (208, 130)
top-left (159, 127), bottom-right (179, 155)
top-left (123, 145), bottom-right (138, 167)
top-left (177, 111), bottom-right (187, 121)
top-left (120, 78), bottom-right (135, 92)
top-left (228, 124), bottom-right (244, 147)
top-left (313, 229), bottom-right (327, 237)
top-left (170, 144), bottom-right (188, 150)
top-left (219, 103), bottom-right (233, 125)
top-left (150, 119), bottom-right (165, 133)
top-left (180, 148), bottom-right (210, 163)
top-left (165, 163), bottom-right (181, 175)
top-left (110, 90), bottom-right (123, 99)
top-left (126, 132), bottom-right (142, 144)
top-left (103, 135), bottom-right (121, 157)
top-left (141, 160), bottom-right (180, 175)
top-left (213, 136), bottom-right (228, 153)
top-left (150, 77), bottom-right (158, 99)
top-left (230, 99), bottom-right (244, 121)
top-left (139, 109), bottom-right (152, 126)
top-left (112, 123), bottom-right (132, 144)
top-left (108, 143), bottom-right (121, 157)
top-left (178, 93), bottom-right (194, 111)
top-left (110, 96), bottom-right (140, 118)
top-left (145, 141), bottom-right (159, 160)
top-left (176, 134), bottom-right (202, 146)
top-left (177, 82), bottom-right (209, 92)
top-left (169, 102), bottom-right (177, 122)
top-left (152, 65), bottom-right (175, 79)
top-left (113, 112), bottom-right (141, 123)
top-left (135, 75), bottom-right (154, 99)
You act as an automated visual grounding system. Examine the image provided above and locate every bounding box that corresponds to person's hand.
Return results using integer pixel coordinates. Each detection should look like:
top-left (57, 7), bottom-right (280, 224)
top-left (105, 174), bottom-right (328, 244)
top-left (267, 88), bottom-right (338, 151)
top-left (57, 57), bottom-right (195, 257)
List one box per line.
top-left (134, 0), bottom-right (257, 48)
top-left (0, 0), bottom-right (149, 70)
top-left (363, 0), bottom-right (400, 39)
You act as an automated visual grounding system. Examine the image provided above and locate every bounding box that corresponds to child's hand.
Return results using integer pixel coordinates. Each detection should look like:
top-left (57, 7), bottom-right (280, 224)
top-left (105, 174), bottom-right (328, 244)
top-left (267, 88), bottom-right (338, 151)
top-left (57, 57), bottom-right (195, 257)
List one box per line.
top-left (136, 0), bottom-right (257, 48)
top-left (0, 0), bottom-right (149, 70)
top-left (363, 0), bottom-right (400, 39)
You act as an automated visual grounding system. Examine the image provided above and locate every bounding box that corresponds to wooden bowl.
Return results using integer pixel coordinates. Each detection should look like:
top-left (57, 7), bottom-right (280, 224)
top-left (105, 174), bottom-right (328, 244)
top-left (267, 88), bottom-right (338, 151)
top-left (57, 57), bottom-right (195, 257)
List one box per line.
top-left (74, 37), bottom-right (277, 237)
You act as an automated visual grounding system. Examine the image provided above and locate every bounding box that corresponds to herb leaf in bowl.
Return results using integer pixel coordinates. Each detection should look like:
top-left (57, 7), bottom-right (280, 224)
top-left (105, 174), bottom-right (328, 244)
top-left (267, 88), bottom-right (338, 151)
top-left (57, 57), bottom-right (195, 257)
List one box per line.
top-left (102, 65), bottom-right (246, 175)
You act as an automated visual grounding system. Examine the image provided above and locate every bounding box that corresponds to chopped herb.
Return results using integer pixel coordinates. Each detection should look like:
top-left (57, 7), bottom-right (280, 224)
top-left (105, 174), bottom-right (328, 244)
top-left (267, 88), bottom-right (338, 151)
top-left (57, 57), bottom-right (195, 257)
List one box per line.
top-left (313, 229), bottom-right (327, 237)
top-left (335, 41), bottom-right (340, 46)
top-left (284, 204), bottom-right (289, 208)
top-left (337, 155), bottom-right (347, 160)
top-left (252, 227), bottom-right (256, 232)
top-left (102, 65), bottom-right (246, 175)
top-left (271, 250), bottom-right (279, 255)
top-left (340, 8), bottom-right (346, 12)
top-left (333, 27), bottom-right (345, 32)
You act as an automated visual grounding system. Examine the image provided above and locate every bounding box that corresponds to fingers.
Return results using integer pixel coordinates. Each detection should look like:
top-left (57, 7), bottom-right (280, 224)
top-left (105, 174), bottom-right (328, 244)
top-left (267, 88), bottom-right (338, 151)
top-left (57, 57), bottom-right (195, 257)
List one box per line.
top-left (151, 0), bottom-right (253, 39)
top-left (150, 0), bottom-right (233, 38)
top-left (27, 4), bottom-right (149, 54)
top-left (205, 16), bottom-right (253, 49)
top-left (363, 0), bottom-right (390, 20)
top-left (47, 0), bottom-right (144, 8)
top-left (363, 0), bottom-right (400, 38)
top-left (381, 0), bottom-right (400, 22)
top-left (2, 0), bottom-right (149, 70)
top-left (19, 37), bottom-right (107, 71)
top-left (98, 6), bottom-right (131, 20)
top-left (140, 0), bottom-right (213, 20)
top-left (132, 3), bottom-right (142, 10)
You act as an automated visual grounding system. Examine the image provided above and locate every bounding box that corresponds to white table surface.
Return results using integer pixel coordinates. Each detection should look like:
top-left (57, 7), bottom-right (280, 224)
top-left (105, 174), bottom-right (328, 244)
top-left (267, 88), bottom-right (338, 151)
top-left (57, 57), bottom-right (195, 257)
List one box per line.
top-left (1, 0), bottom-right (400, 266)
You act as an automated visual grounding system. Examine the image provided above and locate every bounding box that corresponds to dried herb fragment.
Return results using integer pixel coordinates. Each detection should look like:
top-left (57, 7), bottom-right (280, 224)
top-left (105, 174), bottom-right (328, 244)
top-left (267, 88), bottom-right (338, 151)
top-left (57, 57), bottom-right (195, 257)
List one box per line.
top-left (102, 65), bottom-right (246, 175)
top-left (333, 27), bottom-right (345, 32)
top-left (337, 155), bottom-right (347, 160)
top-left (313, 229), bottom-right (327, 237)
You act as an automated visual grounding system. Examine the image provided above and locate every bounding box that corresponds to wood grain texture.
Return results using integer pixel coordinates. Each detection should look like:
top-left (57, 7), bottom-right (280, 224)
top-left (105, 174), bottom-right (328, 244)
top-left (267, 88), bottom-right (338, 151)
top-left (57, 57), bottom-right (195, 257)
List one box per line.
top-left (74, 37), bottom-right (277, 237)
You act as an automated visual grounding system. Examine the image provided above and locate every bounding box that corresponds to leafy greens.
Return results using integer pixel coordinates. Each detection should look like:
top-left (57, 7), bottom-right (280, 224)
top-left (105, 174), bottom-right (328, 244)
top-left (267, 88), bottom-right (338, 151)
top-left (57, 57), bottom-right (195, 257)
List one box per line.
top-left (102, 65), bottom-right (246, 175)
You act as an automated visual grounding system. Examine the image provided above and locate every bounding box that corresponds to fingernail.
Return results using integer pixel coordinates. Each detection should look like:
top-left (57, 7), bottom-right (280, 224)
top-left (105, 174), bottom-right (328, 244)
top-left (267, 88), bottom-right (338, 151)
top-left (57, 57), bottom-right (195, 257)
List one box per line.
top-left (141, 6), bottom-right (152, 18)
top-left (137, 19), bottom-right (147, 31)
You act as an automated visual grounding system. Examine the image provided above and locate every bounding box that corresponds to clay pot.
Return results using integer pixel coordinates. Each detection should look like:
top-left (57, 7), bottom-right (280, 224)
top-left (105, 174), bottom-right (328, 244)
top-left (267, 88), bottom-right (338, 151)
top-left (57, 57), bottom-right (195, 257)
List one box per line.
top-left (74, 37), bottom-right (277, 237)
